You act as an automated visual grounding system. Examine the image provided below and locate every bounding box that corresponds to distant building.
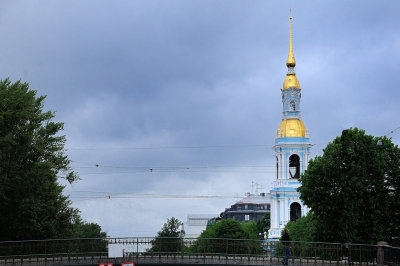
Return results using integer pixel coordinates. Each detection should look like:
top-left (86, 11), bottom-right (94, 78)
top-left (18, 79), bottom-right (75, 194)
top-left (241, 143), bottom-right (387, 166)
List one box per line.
top-left (182, 214), bottom-right (216, 238)
top-left (220, 193), bottom-right (270, 222)
top-left (183, 194), bottom-right (270, 238)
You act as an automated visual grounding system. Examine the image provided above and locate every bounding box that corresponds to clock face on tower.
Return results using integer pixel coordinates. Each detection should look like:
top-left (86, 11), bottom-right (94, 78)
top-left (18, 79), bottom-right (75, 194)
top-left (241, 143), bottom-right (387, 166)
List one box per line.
top-left (290, 100), bottom-right (296, 111)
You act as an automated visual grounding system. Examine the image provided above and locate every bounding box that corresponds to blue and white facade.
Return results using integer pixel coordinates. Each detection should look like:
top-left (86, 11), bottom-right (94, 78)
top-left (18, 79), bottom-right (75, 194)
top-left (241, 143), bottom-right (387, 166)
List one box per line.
top-left (267, 16), bottom-right (312, 239)
top-left (267, 134), bottom-right (312, 238)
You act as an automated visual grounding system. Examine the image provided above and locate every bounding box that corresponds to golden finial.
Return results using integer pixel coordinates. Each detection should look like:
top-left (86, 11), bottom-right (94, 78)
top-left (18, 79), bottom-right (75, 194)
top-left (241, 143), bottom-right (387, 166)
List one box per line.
top-left (286, 10), bottom-right (296, 67)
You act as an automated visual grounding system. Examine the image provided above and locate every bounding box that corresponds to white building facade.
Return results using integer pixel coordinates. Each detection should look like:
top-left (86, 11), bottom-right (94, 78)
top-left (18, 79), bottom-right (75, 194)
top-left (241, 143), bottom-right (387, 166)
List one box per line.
top-left (183, 214), bottom-right (216, 238)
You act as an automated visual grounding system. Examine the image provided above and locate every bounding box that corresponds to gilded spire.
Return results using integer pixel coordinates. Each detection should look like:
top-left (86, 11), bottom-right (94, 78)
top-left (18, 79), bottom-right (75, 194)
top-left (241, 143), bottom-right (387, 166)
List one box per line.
top-left (286, 14), bottom-right (296, 67)
top-left (282, 11), bottom-right (301, 90)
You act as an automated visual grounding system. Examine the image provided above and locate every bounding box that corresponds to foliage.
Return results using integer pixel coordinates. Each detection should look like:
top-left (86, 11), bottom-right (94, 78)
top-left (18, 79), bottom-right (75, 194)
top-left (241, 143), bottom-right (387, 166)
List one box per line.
top-left (67, 217), bottom-right (108, 253)
top-left (243, 221), bottom-right (259, 240)
top-left (0, 78), bottom-right (105, 241)
top-left (70, 216), bottom-right (108, 239)
top-left (191, 219), bottom-right (261, 254)
top-left (256, 213), bottom-right (270, 239)
top-left (149, 217), bottom-right (185, 253)
top-left (206, 219), bottom-right (249, 239)
top-left (298, 128), bottom-right (400, 245)
top-left (282, 212), bottom-right (316, 242)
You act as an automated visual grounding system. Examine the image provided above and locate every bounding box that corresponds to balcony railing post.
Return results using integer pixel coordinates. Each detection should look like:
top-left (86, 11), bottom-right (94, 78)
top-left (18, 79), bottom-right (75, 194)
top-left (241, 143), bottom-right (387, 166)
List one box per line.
top-left (314, 243), bottom-right (317, 265)
top-left (20, 241), bottom-right (23, 265)
top-left (136, 238), bottom-right (139, 256)
top-left (377, 241), bottom-right (388, 266)
top-left (44, 240), bottom-right (47, 265)
top-left (336, 243), bottom-right (339, 265)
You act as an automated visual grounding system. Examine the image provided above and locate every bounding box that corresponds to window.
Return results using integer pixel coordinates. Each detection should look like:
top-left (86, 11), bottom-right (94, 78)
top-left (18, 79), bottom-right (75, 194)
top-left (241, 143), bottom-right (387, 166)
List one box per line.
top-left (289, 154), bottom-right (300, 179)
top-left (289, 100), bottom-right (296, 111)
top-left (245, 215), bottom-right (250, 221)
top-left (290, 202), bottom-right (301, 222)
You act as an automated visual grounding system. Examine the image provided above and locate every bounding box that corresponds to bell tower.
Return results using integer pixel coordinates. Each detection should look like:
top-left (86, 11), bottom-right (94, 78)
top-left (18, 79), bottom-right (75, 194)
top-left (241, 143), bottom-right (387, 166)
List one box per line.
top-left (268, 15), bottom-right (312, 239)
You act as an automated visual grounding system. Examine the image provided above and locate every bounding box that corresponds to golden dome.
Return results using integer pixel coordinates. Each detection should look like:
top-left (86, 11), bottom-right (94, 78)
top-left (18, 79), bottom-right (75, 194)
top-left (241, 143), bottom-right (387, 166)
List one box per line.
top-left (282, 74), bottom-right (301, 90)
top-left (286, 54), bottom-right (296, 67)
top-left (276, 119), bottom-right (307, 138)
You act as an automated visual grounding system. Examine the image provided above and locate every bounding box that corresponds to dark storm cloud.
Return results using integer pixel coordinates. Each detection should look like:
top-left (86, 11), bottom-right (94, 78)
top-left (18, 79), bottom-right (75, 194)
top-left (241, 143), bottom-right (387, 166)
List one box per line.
top-left (1, 0), bottom-right (399, 236)
top-left (0, 1), bottom-right (284, 146)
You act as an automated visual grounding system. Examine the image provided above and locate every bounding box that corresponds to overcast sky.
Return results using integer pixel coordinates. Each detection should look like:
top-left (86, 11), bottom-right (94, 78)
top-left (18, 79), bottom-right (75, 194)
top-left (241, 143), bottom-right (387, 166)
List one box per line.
top-left (1, 1), bottom-right (399, 237)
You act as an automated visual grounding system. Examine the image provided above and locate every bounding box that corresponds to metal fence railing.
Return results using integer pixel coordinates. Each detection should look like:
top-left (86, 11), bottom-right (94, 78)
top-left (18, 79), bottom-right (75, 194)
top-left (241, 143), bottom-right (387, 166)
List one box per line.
top-left (0, 237), bottom-right (393, 265)
top-left (384, 245), bottom-right (400, 266)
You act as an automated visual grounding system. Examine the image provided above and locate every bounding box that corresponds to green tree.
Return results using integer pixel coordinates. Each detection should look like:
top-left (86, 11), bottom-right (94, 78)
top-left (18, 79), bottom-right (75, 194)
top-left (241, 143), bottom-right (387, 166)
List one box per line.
top-left (0, 79), bottom-right (104, 241)
top-left (149, 217), bottom-right (185, 253)
top-left (243, 221), bottom-right (259, 240)
top-left (282, 212), bottom-right (316, 242)
top-left (202, 219), bottom-right (249, 239)
top-left (70, 216), bottom-right (107, 238)
top-left (192, 219), bottom-right (261, 254)
top-left (68, 216), bottom-right (108, 253)
top-left (256, 213), bottom-right (270, 239)
top-left (298, 128), bottom-right (400, 245)
top-left (274, 213), bottom-right (317, 260)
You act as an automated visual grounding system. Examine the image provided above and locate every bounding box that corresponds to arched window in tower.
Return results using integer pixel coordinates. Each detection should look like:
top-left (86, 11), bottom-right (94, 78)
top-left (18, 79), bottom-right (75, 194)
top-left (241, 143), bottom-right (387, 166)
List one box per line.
top-left (289, 154), bottom-right (300, 179)
top-left (276, 156), bottom-right (279, 179)
top-left (290, 202), bottom-right (301, 222)
top-left (289, 100), bottom-right (296, 111)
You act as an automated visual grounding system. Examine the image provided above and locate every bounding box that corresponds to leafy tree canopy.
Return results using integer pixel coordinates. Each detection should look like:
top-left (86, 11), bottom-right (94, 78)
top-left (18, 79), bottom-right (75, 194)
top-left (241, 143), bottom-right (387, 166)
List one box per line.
top-left (192, 219), bottom-right (261, 254)
top-left (299, 128), bottom-right (400, 245)
top-left (149, 217), bottom-right (185, 253)
top-left (198, 217), bottom-right (269, 240)
top-left (156, 217), bottom-right (185, 238)
top-left (0, 79), bottom-right (104, 240)
top-left (256, 213), bottom-right (270, 239)
top-left (282, 212), bottom-right (316, 242)
top-left (199, 219), bottom-right (251, 239)
top-left (70, 216), bottom-right (108, 239)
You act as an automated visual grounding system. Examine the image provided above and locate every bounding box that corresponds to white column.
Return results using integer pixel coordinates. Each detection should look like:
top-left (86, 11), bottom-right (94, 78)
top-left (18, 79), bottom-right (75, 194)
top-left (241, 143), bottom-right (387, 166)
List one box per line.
top-left (271, 196), bottom-right (276, 229)
top-left (280, 198), bottom-right (285, 229)
top-left (280, 152), bottom-right (282, 180)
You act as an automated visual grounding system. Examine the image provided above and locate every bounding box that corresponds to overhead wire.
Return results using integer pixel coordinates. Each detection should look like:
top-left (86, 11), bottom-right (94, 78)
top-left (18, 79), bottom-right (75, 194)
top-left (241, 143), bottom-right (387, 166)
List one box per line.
top-left (77, 171), bottom-right (275, 176)
top-left (66, 162), bottom-right (281, 176)
top-left (66, 144), bottom-right (271, 151)
top-left (65, 190), bottom-right (246, 202)
top-left (385, 126), bottom-right (400, 137)
top-left (71, 164), bottom-right (277, 169)
top-left (61, 161), bottom-right (312, 177)
top-left (58, 171), bottom-right (277, 180)
top-left (66, 141), bottom-right (330, 152)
